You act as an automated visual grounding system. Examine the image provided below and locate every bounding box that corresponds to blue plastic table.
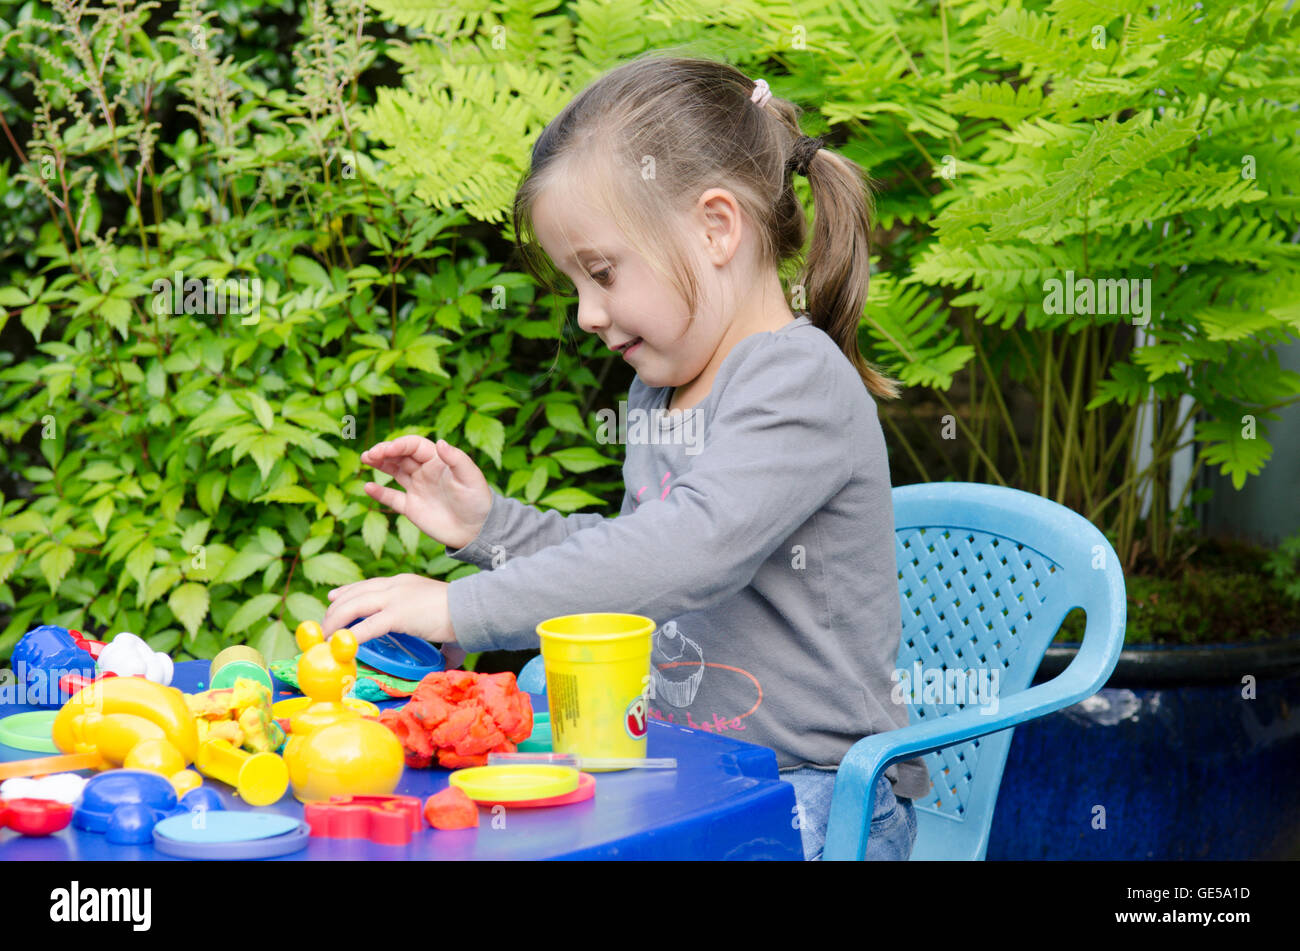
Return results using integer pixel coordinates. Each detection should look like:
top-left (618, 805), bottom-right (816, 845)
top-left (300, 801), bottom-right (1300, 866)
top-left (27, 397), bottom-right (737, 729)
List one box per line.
top-left (0, 661), bottom-right (802, 860)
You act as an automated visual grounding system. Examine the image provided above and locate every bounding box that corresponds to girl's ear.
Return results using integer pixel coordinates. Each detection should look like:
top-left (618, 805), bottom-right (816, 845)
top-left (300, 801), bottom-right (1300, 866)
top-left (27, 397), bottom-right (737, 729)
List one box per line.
top-left (329, 629), bottom-right (358, 665)
top-left (295, 620), bottom-right (324, 652)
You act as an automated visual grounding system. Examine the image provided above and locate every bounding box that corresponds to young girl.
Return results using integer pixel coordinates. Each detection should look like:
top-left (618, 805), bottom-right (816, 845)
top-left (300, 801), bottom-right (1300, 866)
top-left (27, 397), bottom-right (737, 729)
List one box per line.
top-left (322, 53), bottom-right (931, 860)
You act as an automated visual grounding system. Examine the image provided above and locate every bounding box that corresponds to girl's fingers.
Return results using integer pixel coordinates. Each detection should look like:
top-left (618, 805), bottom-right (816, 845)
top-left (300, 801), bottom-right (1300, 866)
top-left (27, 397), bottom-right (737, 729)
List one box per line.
top-left (434, 439), bottom-right (477, 481)
top-left (364, 481), bottom-right (407, 514)
top-left (321, 589), bottom-right (393, 640)
top-left (346, 612), bottom-right (394, 646)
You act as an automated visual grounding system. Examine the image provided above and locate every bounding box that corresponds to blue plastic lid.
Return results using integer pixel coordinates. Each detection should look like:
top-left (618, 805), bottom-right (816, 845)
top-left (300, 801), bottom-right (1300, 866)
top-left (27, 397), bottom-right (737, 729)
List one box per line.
top-left (350, 624), bottom-right (444, 680)
top-left (73, 770), bottom-right (178, 834)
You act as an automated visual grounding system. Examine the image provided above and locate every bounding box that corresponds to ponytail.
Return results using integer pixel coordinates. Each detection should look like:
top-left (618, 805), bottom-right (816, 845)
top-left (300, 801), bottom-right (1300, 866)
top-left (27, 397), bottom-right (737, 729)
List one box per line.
top-left (797, 146), bottom-right (902, 401)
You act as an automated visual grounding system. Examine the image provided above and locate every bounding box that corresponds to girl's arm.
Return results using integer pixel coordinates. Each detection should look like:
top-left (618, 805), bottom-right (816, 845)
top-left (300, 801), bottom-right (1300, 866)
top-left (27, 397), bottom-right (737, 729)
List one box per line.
top-left (444, 490), bottom-right (614, 569)
top-left (445, 339), bottom-right (859, 652)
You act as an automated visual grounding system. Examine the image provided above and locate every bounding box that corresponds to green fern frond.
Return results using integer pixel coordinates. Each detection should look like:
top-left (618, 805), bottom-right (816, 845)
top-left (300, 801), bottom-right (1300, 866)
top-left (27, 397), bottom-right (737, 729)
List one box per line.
top-left (942, 80), bottom-right (1046, 122)
top-left (362, 0), bottom-right (490, 33)
top-left (978, 5), bottom-right (1074, 75)
top-left (861, 272), bottom-right (972, 389)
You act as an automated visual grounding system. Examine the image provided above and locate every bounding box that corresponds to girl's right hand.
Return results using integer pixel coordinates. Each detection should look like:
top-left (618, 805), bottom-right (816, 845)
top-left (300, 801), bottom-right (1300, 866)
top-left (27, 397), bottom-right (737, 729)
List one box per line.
top-left (360, 436), bottom-right (492, 551)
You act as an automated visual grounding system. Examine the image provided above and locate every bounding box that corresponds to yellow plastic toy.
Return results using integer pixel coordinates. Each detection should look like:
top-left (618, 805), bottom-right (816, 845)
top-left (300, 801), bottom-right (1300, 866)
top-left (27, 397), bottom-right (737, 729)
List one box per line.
top-left (281, 621), bottom-right (403, 802)
top-left (50, 676), bottom-right (199, 789)
top-left (194, 738), bottom-right (289, 807)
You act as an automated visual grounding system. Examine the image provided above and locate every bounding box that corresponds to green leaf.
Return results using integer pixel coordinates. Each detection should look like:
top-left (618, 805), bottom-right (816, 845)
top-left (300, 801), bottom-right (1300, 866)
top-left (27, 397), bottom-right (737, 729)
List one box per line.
top-left (537, 488), bottom-right (606, 513)
top-left (40, 544), bottom-right (75, 593)
top-left (258, 485), bottom-right (321, 504)
top-left (397, 515), bottom-right (421, 555)
top-left (285, 591), bottom-right (327, 625)
top-left (102, 296), bottom-right (132, 337)
top-left (288, 255), bottom-right (330, 288)
top-left (464, 412), bottom-right (505, 467)
top-left (545, 402), bottom-right (588, 436)
top-left (226, 593), bottom-right (282, 635)
top-left (126, 541), bottom-right (156, 588)
top-left (196, 472), bottom-right (227, 516)
top-left (21, 303), bottom-right (50, 341)
top-left (524, 465), bottom-right (548, 503)
top-left (252, 620), bottom-right (297, 663)
top-left (0, 286), bottom-right (32, 307)
top-left (169, 582), bottom-right (210, 638)
top-left (434, 401), bottom-right (467, 436)
top-left (179, 519), bottom-right (211, 553)
top-left (303, 552), bottom-right (364, 586)
top-left (246, 391), bottom-right (275, 430)
top-left (299, 534), bottom-right (331, 558)
top-left (362, 510), bottom-right (388, 558)
top-left (257, 526), bottom-right (285, 557)
top-left (215, 547), bottom-right (275, 584)
top-left (91, 496), bottom-right (114, 535)
top-left (550, 447), bottom-right (619, 473)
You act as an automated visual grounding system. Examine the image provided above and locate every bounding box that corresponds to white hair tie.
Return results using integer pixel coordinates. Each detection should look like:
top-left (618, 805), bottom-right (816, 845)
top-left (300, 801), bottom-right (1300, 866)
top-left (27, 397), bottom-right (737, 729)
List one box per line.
top-left (750, 78), bottom-right (772, 108)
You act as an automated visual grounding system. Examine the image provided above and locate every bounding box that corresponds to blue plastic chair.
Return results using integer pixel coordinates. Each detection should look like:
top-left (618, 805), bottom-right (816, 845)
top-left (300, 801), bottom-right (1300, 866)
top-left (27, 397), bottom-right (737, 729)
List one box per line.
top-left (823, 482), bottom-right (1127, 860)
top-left (516, 481), bottom-right (1127, 861)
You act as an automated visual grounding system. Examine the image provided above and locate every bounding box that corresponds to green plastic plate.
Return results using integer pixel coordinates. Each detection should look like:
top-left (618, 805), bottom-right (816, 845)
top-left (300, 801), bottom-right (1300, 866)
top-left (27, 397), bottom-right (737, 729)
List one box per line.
top-left (0, 711), bottom-right (60, 753)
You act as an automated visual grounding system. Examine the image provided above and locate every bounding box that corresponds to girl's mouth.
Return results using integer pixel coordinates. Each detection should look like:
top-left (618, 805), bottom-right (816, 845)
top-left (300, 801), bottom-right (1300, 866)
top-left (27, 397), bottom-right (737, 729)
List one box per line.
top-left (616, 337), bottom-right (643, 357)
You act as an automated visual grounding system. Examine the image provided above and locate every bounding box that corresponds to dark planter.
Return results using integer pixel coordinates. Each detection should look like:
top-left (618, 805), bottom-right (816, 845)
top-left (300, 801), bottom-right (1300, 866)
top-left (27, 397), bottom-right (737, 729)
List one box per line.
top-left (986, 636), bottom-right (1300, 860)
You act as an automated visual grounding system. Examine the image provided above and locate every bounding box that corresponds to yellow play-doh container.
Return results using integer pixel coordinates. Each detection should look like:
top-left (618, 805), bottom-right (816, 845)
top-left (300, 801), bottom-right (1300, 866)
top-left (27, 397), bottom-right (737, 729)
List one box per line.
top-left (536, 614), bottom-right (655, 770)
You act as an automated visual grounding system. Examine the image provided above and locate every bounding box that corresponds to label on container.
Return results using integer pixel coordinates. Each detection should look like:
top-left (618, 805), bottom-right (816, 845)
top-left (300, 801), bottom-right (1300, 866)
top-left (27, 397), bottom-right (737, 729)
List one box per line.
top-left (550, 672), bottom-right (580, 739)
top-left (625, 696), bottom-right (648, 739)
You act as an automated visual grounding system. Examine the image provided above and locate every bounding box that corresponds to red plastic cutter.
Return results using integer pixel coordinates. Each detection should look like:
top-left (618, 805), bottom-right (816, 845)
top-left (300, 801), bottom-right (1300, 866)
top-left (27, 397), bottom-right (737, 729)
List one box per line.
top-left (303, 795), bottom-right (425, 846)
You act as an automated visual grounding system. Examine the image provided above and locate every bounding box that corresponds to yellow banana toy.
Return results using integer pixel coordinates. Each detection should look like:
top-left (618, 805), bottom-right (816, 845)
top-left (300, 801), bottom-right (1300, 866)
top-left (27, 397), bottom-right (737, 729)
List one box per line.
top-left (52, 676), bottom-right (199, 764)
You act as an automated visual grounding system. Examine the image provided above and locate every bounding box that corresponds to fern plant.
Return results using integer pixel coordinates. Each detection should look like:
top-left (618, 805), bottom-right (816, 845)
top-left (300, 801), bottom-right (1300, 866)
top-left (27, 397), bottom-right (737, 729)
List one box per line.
top-left (358, 0), bottom-right (1300, 569)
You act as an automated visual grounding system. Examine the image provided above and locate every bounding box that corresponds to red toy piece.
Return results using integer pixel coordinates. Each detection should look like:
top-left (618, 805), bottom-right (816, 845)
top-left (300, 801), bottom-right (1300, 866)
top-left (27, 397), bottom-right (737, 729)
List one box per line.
top-left (57, 671), bottom-right (118, 695)
top-left (0, 798), bottom-right (74, 836)
top-left (424, 786), bottom-right (479, 830)
top-left (303, 795), bottom-right (425, 846)
top-left (69, 631), bottom-right (107, 661)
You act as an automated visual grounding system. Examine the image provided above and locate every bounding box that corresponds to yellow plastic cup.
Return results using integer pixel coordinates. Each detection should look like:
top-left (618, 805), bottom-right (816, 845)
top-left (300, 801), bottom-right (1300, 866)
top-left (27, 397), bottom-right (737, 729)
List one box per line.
top-left (536, 614), bottom-right (655, 770)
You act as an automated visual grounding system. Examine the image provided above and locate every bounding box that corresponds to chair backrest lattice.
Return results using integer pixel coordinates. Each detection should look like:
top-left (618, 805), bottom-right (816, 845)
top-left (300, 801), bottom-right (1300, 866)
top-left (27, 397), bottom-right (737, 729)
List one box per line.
top-left (895, 526), bottom-right (1066, 820)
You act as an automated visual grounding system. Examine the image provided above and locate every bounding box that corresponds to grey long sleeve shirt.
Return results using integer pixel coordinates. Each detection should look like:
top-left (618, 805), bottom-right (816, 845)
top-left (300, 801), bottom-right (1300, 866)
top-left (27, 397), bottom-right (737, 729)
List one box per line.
top-left (445, 316), bottom-right (932, 801)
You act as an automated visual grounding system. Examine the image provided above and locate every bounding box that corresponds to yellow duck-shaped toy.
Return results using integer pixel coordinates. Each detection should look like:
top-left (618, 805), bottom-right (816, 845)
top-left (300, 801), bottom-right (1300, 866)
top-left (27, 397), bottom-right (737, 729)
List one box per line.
top-left (282, 620), bottom-right (404, 802)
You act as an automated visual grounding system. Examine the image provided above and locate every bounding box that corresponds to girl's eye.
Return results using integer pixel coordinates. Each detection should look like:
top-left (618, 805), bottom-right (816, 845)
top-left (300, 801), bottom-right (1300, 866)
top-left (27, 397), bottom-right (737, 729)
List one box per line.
top-left (591, 268), bottom-right (612, 285)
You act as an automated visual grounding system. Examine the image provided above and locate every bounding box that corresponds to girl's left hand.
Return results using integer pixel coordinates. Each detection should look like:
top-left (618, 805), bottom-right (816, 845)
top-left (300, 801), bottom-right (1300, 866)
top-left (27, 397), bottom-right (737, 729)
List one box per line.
top-left (322, 573), bottom-right (456, 646)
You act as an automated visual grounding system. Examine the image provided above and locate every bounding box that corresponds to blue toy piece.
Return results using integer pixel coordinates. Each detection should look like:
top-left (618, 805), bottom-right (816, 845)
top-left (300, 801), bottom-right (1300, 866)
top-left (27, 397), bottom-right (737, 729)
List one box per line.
top-left (518, 655), bottom-right (546, 695)
top-left (180, 786), bottom-right (225, 814)
top-left (105, 802), bottom-right (159, 845)
top-left (10, 625), bottom-right (95, 709)
top-left (823, 482), bottom-right (1127, 861)
top-left (73, 770), bottom-right (180, 835)
top-left (344, 618), bottom-right (443, 680)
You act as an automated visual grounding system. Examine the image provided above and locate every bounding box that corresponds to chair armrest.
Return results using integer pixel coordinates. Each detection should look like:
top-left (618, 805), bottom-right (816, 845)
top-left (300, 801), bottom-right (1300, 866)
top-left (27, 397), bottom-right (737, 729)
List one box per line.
top-left (822, 656), bottom-right (1111, 861)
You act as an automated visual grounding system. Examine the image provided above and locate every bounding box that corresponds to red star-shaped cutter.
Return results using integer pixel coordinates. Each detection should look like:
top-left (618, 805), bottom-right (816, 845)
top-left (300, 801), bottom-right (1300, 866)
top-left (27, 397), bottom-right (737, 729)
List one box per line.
top-left (302, 795), bottom-right (425, 846)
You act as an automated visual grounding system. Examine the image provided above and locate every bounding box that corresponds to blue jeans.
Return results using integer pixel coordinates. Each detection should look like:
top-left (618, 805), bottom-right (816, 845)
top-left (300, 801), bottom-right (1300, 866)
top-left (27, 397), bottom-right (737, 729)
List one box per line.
top-left (782, 767), bottom-right (917, 861)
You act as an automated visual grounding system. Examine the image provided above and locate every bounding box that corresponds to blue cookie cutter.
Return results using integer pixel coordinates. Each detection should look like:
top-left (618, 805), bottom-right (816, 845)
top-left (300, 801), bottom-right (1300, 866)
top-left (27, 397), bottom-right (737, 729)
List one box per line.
top-left (346, 619), bottom-right (444, 680)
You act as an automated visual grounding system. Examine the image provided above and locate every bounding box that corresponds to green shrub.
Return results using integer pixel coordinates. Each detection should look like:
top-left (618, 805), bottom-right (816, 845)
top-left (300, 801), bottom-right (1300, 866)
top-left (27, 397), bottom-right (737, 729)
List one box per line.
top-left (0, 0), bottom-right (619, 660)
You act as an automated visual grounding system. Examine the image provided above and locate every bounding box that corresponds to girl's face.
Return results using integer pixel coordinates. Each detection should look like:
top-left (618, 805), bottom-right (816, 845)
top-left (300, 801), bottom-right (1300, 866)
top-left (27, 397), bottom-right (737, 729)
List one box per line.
top-left (532, 184), bottom-right (722, 390)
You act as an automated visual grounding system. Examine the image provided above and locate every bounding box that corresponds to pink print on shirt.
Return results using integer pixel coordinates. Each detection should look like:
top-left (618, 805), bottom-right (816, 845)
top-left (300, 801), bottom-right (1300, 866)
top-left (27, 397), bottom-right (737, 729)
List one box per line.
top-left (632, 470), bottom-right (672, 510)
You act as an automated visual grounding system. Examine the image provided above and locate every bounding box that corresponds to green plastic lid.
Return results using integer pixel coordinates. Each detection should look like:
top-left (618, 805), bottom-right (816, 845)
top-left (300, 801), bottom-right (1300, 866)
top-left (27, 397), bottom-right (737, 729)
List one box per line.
top-left (0, 711), bottom-right (60, 753)
top-left (210, 660), bottom-right (274, 692)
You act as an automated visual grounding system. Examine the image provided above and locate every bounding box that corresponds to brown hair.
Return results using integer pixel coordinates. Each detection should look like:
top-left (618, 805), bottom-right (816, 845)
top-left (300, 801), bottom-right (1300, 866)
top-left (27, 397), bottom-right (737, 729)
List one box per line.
top-left (511, 51), bottom-right (901, 400)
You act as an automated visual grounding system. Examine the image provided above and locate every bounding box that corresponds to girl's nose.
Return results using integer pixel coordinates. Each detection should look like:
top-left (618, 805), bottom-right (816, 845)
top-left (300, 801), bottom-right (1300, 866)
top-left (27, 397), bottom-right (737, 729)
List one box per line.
top-left (576, 297), bottom-right (609, 335)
